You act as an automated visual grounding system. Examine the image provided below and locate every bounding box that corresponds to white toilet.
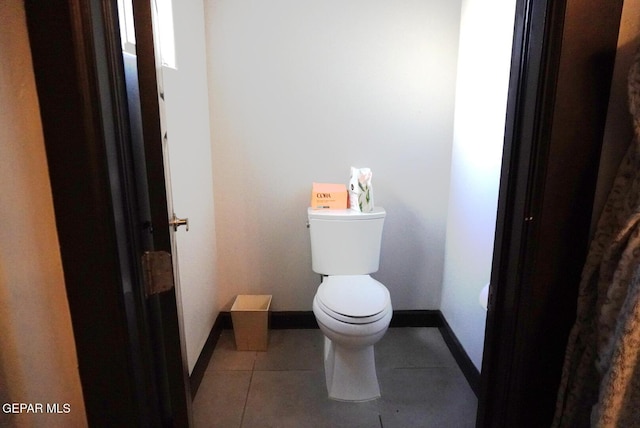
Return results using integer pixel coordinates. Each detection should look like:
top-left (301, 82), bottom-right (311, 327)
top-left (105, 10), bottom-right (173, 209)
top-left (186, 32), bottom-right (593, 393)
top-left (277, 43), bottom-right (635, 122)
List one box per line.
top-left (307, 207), bottom-right (392, 402)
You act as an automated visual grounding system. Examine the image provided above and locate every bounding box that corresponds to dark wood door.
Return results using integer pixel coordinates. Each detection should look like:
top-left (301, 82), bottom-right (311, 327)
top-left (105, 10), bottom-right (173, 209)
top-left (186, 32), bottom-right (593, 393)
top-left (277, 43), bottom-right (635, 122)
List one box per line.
top-left (24, 0), bottom-right (191, 426)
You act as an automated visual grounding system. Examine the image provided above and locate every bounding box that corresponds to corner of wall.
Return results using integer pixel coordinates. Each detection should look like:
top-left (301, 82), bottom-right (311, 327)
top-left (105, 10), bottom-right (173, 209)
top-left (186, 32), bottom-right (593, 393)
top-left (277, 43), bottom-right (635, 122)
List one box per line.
top-left (0, 1), bottom-right (87, 425)
top-left (441, 0), bottom-right (517, 370)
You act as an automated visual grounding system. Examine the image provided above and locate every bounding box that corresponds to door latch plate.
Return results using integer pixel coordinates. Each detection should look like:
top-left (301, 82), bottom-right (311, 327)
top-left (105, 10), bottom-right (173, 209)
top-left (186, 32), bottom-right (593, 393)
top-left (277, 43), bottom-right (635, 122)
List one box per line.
top-left (141, 251), bottom-right (175, 297)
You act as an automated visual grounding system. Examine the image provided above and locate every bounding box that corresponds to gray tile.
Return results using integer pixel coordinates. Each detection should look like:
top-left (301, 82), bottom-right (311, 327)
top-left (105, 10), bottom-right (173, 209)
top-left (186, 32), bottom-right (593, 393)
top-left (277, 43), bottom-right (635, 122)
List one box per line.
top-left (377, 367), bottom-right (477, 428)
top-left (242, 370), bottom-right (382, 428)
top-left (196, 328), bottom-right (478, 427)
top-left (193, 370), bottom-right (252, 428)
top-left (254, 329), bottom-right (324, 371)
top-left (208, 330), bottom-right (257, 371)
top-left (375, 327), bottom-right (458, 369)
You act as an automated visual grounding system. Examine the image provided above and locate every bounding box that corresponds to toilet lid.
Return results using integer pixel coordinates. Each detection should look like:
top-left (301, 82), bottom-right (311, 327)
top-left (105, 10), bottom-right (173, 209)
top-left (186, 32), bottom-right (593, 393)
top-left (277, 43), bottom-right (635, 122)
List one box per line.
top-left (316, 276), bottom-right (390, 322)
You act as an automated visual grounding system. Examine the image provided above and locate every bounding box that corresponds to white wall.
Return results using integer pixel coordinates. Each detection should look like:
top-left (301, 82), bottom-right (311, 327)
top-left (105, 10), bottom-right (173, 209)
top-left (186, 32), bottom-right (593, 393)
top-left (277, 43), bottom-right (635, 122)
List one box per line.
top-left (162, 0), bottom-right (219, 373)
top-left (204, 0), bottom-right (462, 311)
top-left (0, 1), bottom-right (87, 425)
top-left (441, 0), bottom-right (516, 370)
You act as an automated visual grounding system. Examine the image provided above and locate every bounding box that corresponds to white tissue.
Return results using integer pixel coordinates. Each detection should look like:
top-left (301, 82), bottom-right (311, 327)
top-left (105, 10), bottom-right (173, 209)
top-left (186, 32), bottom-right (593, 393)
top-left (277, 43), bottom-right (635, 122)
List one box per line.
top-left (349, 166), bottom-right (374, 212)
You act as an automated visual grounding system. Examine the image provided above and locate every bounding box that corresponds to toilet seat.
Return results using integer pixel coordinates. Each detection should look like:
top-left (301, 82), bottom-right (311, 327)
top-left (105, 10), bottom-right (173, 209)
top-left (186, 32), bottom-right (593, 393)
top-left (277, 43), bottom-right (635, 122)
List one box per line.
top-left (316, 275), bottom-right (390, 324)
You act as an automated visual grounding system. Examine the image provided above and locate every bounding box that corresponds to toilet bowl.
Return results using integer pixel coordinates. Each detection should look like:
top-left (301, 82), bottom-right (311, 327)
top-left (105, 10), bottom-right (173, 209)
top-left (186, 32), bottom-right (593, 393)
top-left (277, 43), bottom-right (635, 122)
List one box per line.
top-left (312, 275), bottom-right (392, 401)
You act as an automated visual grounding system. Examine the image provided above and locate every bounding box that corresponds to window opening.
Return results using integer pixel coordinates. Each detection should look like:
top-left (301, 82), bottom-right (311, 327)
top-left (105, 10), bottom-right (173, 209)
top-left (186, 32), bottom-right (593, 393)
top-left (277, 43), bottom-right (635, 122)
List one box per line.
top-left (116, 0), bottom-right (177, 69)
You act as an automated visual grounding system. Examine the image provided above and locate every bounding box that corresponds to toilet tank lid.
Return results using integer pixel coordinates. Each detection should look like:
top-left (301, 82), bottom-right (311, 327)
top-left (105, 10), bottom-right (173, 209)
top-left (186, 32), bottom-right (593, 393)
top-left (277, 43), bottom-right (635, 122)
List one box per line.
top-left (307, 207), bottom-right (385, 220)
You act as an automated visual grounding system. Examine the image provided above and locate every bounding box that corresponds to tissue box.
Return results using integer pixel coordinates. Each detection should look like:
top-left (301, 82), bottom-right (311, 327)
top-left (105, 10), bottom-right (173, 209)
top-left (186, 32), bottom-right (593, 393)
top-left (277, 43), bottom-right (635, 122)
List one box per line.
top-left (310, 183), bottom-right (348, 209)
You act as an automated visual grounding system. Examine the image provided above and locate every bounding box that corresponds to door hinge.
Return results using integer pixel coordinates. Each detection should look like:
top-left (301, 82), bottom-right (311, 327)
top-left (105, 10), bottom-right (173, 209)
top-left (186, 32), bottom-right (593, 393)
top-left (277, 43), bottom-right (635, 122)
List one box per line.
top-left (141, 251), bottom-right (175, 298)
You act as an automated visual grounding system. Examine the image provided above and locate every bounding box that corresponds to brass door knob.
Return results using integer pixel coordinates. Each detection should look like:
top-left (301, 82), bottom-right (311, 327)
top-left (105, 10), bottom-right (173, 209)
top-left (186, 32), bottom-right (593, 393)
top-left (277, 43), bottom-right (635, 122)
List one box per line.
top-left (169, 213), bottom-right (189, 232)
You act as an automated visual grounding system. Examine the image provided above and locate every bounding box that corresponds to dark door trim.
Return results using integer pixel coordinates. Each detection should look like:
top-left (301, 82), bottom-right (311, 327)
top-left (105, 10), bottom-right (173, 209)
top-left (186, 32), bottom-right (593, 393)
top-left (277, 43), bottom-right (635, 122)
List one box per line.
top-left (477, 0), bottom-right (564, 424)
top-left (477, 0), bottom-right (623, 426)
top-left (129, 0), bottom-right (193, 424)
top-left (24, 0), bottom-right (190, 426)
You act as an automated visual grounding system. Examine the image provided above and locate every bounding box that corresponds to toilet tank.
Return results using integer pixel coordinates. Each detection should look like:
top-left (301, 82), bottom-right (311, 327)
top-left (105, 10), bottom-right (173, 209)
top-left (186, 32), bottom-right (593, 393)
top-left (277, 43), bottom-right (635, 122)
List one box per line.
top-left (307, 207), bottom-right (386, 275)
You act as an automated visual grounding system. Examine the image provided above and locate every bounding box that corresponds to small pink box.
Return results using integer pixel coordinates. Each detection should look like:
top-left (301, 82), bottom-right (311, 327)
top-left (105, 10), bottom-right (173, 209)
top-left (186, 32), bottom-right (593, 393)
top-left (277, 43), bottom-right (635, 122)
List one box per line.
top-left (310, 182), bottom-right (348, 209)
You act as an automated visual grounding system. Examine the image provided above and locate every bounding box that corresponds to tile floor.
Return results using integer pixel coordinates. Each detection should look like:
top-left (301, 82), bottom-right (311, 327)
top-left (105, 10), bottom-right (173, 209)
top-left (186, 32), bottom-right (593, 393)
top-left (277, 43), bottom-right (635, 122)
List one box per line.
top-left (193, 327), bottom-right (477, 427)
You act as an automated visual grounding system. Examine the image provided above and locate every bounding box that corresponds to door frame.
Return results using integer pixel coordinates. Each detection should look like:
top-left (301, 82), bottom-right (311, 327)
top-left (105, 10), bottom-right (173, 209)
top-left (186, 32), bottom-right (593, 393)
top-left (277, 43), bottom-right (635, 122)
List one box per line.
top-left (25, 0), bottom-right (190, 426)
top-left (478, 0), bottom-right (624, 426)
top-left (24, 0), bottom-right (623, 426)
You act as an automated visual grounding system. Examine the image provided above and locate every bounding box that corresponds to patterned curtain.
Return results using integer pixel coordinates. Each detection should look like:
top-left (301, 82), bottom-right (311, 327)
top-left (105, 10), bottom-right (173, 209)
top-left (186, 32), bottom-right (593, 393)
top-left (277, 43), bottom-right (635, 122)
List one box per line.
top-left (553, 48), bottom-right (640, 428)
